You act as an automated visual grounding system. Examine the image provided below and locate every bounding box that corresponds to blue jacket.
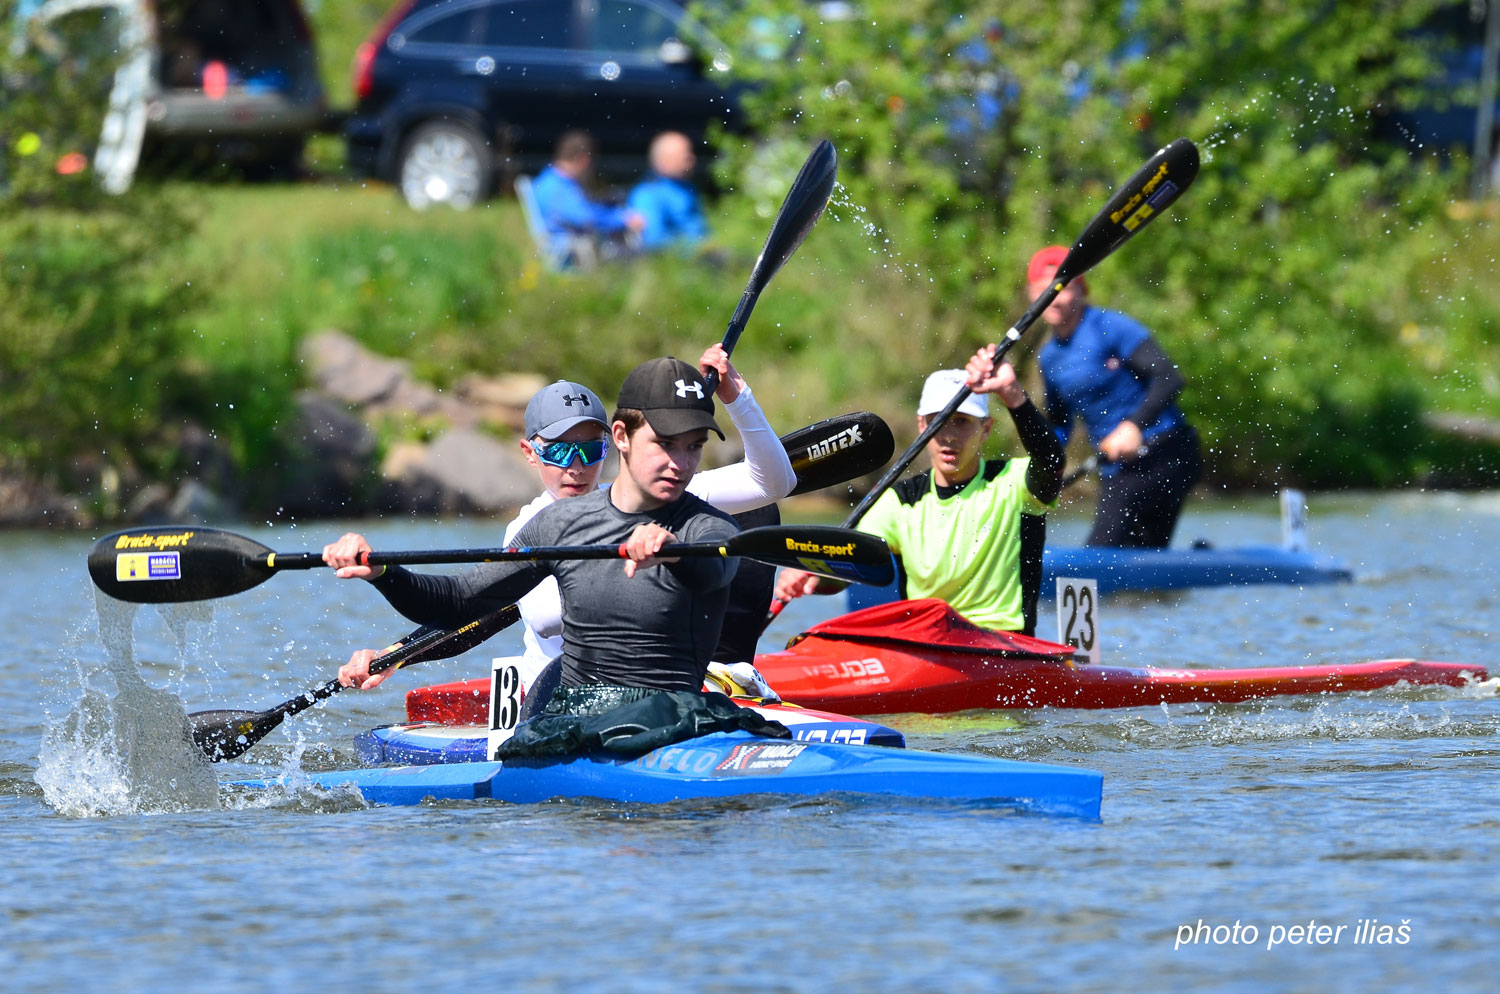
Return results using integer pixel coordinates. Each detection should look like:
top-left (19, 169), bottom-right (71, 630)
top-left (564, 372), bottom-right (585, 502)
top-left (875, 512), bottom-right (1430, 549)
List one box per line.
top-left (626, 173), bottom-right (708, 250)
top-left (531, 165), bottom-right (635, 242)
top-left (1039, 306), bottom-right (1187, 468)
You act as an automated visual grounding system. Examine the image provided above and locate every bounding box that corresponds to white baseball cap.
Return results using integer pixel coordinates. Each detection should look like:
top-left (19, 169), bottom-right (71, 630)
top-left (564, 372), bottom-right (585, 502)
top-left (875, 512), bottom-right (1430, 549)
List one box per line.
top-left (917, 369), bottom-right (989, 419)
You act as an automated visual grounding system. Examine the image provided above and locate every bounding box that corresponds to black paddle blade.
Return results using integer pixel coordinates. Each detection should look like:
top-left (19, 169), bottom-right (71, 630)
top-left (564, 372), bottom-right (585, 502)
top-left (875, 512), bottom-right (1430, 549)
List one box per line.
top-left (711, 140), bottom-right (838, 389)
top-left (731, 524), bottom-right (895, 586)
top-left (88, 526), bottom-right (277, 604)
top-left (748, 139), bottom-right (838, 296)
top-left (1054, 138), bottom-right (1200, 286)
top-left (784, 412), bottom-right (896, 496)
top-left (190, 708), bottom-right (282, 762)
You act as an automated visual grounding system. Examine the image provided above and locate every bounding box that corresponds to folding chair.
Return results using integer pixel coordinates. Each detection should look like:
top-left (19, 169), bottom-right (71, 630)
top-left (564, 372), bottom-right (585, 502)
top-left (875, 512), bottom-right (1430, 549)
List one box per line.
top-left (513, 174), bottom-right (598, 271)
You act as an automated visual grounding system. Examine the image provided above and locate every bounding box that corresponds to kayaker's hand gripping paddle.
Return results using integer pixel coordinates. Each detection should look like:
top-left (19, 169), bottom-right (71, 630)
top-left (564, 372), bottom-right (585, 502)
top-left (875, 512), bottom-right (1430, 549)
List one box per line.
top-left (844, 138), bottom-right (1200, 527)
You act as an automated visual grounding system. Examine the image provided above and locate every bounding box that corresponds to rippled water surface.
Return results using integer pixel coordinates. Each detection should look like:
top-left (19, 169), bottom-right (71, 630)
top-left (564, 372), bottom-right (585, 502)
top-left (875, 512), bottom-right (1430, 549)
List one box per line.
top-left (2, 493), bottom-right (1496, 992)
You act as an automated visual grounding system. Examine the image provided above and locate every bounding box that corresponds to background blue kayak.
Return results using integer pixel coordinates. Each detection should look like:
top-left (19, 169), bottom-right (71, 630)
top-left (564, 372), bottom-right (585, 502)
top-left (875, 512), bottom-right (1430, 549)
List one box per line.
top-left (849, 543), bottom-right (1352, 609)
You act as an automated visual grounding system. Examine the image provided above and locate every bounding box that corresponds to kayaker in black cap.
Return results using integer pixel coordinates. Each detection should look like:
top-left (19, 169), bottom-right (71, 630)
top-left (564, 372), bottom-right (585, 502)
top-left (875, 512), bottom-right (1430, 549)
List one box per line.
top-left (322, 344), bottom-right (793, 697)
top-left (496, 344), bottom-right (793, 693)
top-left (324, 356), bottom-right (760, 719)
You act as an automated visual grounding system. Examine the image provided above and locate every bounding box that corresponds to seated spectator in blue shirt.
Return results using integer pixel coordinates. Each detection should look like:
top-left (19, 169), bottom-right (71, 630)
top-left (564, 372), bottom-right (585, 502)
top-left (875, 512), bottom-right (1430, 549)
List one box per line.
top-left (627, 131), bottom-right (710, 252)
top-left (531, 131), bottom-right (644, 264)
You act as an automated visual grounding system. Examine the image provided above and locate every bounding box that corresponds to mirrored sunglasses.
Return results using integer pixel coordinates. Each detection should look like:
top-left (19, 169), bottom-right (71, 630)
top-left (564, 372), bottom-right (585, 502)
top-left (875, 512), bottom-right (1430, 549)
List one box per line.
top-left (532, 438), bottom-right (609, 468)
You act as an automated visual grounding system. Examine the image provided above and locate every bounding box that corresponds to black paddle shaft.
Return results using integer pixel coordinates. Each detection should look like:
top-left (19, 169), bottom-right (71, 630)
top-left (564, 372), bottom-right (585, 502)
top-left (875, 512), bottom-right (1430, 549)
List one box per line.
top-left (335, 524), bottom-right (895, 586)
top-left (326, 524), bottom-right (883, 569)
top-left (841, 294), bottom-right (1056, 527)
top-left (189, 607), bottom-right (519, 761)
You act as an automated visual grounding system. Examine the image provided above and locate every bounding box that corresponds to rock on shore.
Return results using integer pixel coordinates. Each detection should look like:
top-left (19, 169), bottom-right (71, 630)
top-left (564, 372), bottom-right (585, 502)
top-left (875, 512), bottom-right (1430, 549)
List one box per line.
top-left (2, 330), bottom-right (548, 528)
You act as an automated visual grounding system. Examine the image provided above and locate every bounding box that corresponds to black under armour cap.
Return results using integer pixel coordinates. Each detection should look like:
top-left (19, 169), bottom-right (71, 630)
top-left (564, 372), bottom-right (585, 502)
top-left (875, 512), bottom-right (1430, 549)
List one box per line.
top-left (616, 357), bottom-right (724, 440)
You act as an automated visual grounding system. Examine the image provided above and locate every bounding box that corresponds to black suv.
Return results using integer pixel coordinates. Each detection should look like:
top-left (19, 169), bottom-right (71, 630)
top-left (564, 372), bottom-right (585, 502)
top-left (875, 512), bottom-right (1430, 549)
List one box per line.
top-left (345, 0), bottom-right (743, 209)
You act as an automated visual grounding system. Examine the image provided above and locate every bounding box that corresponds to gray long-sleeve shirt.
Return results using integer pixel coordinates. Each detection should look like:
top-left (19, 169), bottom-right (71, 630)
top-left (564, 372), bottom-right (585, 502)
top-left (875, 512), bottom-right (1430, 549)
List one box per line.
top-left (370, 487), bottom-right (739, 691)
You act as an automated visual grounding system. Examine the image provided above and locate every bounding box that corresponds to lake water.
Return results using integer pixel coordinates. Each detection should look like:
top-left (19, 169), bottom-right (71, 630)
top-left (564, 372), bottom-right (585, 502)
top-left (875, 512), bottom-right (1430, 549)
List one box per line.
top-left (1, 492), bottom-right (1496, 992)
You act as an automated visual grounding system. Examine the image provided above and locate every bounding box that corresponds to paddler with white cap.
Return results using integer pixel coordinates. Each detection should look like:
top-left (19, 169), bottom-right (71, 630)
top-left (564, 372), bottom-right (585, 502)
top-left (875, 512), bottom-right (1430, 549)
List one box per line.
top-left (774, 360), bottom-right (1064, 635)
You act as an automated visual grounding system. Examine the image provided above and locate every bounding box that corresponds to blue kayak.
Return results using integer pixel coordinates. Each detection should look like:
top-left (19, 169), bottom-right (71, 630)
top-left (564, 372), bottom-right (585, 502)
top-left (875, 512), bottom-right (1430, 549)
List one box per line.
top-left (231, 731), bottom-right (1103, 819)
top-left (848, 544), bottom-right (1352, 609)
top-left (1042, 544), bottom-right (1352, 592)
top-left (356, 709), bottom-right (906, 767)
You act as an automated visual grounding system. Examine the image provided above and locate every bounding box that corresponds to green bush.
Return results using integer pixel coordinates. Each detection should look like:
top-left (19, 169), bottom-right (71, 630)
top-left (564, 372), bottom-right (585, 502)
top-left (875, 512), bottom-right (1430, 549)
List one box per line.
top-left (0, 195), bottom-right (197, 487)
top-left (0, 3), bottom-right (116, 204)
top-left (2, 6), bottom-right (191, 499)
top-left (305, 0), bottom-right (394, 109)
top-left (0, 4), bottom-right (299, 503)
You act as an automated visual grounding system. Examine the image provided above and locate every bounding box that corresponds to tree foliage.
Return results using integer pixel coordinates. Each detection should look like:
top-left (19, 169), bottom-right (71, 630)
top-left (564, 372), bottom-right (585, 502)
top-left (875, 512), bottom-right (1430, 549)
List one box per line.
top-left (0, 1), bottom-right (117, 205)
top-left (700, 0), bottom-right (1496, 486)
top-left (1, 5), bottom-right (220, 500)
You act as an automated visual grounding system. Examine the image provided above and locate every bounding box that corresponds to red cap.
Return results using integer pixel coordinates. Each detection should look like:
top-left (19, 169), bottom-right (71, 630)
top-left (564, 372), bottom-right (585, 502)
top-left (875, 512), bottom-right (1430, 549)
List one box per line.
top-left (1026, 245), bottom-right (1084, 290)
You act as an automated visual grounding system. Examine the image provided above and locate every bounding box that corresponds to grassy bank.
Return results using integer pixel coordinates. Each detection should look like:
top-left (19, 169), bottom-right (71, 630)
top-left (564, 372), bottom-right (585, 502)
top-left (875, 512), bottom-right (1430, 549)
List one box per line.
top-left (6, 171), bottom-right (1500, 518)
top-left (172, 176), bottom-right (1008, 459)
top-left (189, 174), bottom-right (1500, 480)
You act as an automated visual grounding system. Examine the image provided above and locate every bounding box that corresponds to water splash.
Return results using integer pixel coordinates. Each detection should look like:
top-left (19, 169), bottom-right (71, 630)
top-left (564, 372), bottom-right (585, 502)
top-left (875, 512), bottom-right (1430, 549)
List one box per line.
top-left (1196, 78), bottom-right (1396, 163)
top-left (824, 181), bottom-right (936, 287)
top-left (219, 736), bottom-right (369, 814)
top-left (34, 592), bottom-right (220, 817)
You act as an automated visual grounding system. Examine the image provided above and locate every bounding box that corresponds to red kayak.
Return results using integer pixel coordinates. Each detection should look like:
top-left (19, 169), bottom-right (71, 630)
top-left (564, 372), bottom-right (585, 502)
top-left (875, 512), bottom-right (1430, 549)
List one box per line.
top-left (407, 599), bottom-right (1488, 721)
top-left (749, 599), bottom-right (1489, 714)
top-left (407, 679), bottom-right (496, 725)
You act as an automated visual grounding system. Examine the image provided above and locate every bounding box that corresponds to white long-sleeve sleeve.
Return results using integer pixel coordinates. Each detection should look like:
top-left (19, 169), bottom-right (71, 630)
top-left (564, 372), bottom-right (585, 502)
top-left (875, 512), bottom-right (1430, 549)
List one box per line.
top-left (687, 385), bottom-right (796, 514)
top-left (502, 493), bottom-right (565, 677)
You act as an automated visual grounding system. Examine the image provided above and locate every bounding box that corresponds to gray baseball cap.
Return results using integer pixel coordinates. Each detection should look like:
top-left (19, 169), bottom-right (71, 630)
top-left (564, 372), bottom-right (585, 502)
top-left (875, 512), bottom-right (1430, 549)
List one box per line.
top-left (524, 380), bottom-right (608, 439)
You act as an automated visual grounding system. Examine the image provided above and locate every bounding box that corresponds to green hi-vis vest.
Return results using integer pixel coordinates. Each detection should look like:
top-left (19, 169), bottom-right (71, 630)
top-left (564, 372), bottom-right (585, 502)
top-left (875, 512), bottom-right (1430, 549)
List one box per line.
top-left (858, 458), bottom-right (1052, 632)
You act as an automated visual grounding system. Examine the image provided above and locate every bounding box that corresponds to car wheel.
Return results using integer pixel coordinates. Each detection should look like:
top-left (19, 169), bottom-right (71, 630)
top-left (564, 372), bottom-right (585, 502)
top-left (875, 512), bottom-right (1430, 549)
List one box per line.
top-left (397, 122), bottom-right (491, 210)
